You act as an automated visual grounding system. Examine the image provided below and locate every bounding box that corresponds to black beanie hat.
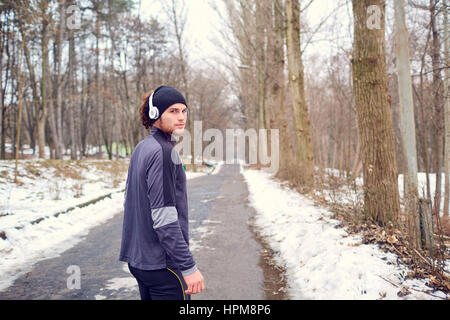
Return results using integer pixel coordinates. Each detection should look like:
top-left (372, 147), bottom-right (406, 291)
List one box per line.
top-left (149, 85), bottom-right (187, 124)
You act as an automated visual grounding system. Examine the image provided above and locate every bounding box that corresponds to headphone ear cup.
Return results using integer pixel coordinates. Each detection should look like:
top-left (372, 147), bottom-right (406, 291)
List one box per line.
top-left (148, 93), bottom-right (159, 119)
top-left (149, 106), bottom-right (159, 119)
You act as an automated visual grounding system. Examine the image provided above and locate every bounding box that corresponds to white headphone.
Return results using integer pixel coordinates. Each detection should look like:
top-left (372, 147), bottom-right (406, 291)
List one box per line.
top-left (148, 93), bottom-right (159, 120)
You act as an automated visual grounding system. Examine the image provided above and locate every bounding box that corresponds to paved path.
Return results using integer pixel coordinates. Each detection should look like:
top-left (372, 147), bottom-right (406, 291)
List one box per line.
top-left (0, 164), bottom-right (283, 300)
top-left (191, 164), bottom-right (264, 300)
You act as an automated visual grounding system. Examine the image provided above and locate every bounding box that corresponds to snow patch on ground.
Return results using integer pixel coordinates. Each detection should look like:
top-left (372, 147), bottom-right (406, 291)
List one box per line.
top-left (0, 159), bottom-right (216, 292)
top-left (0, 192), bottom-right (125, 291)
top-left (241, 166), bottom-right (448, 300)
top-left (190, 220), bottom-right (221, 252)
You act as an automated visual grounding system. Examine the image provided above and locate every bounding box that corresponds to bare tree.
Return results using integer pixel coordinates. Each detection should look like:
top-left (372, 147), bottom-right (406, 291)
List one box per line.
top-left (394, 0), bottom-right (426, 248)
top-left (429, 0), bottom-right (444, 218)
top-left (47, 0), bottom-right (66, 159)
top-left (37, 0), bottom-right (50, 159)
top-left (14, 35), bottom-right (25, 183)
top-left (0, 5), bottom-right (14, 159)
top-left (444, 0), bottom-right (449, 217)
top-left (162, 0), bottom-right (196, 162)
top-left (67, 0), bottom-right (78, 160)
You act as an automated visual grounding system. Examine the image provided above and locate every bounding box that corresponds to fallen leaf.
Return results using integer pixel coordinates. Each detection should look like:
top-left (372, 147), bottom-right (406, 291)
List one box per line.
top-left (397, 286), bottom-right (411, 297)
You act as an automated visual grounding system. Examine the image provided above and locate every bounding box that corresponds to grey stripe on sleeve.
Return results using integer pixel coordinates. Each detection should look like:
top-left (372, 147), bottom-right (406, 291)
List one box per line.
top-left (151, 206), bottom-right (178, 229)
top-left (181, 264), bottom-right (198, 277)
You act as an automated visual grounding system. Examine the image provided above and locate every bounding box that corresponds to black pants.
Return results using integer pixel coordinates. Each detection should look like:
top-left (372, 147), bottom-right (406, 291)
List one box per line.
top-left (128, 263), bottom-right (191, 300)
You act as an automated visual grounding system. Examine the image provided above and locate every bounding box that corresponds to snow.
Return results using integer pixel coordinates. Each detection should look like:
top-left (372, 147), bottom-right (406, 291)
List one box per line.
top-left (399, 172), bottom-right (448, 214)
top-left (241, 166), bottom-right (449, 300)
top-left (0, 159), bottom-right (219, 292)
top-left (0, 155), bottom-right (447, 300)
top-left (189, 219), bottom-right (221, 252)
top-left (0, 160), bottom-right (127, 230)
top-left (96, 263), bottom-right (138, 299)
top-left (319, 168), bottom-right (448, 217)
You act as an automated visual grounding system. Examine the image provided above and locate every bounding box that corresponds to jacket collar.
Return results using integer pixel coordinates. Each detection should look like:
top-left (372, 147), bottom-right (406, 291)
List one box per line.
top-left (150, 126), bottom-right (175, 146)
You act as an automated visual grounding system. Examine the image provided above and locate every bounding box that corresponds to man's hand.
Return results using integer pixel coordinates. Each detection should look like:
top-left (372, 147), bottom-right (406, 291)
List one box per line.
top-left (183, 269), bottom-right (204, 295)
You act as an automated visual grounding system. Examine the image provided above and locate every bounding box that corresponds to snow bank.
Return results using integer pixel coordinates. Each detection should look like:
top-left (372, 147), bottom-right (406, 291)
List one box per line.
top-left (0, 192), bottom-right (124, 291)
top-left (241, 167), bottom-right (448, 300)
top-left (0, 159), bottom-right (216, 292)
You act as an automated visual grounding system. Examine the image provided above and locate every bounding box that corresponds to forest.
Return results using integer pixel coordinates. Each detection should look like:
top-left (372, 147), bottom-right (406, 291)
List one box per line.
top-left (0, 0), bottom-right (449, 292)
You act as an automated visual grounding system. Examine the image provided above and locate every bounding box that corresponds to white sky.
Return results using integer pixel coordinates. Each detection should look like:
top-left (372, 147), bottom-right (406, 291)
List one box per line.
top-left (138, 0), bottom-right (350, 65)
top-left (139, 0), bottom-right (224, 65)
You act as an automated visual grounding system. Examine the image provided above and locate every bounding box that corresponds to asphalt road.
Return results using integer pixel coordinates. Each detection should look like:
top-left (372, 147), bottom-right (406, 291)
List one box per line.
top-left (0, 164), bottom-right (285, 300)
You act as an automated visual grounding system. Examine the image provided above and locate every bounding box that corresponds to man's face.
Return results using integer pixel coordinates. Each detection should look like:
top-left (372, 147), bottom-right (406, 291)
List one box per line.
top-left (154, 103), bottom-right (188, 136)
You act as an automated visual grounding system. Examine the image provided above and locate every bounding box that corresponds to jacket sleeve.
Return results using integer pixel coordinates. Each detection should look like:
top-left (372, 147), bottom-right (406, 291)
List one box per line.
top-left (146, 146), bottom-right (197, 276)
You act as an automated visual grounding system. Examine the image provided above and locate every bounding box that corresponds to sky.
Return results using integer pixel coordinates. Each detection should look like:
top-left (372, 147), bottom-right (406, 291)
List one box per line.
top-left (138, 0), bottom-right (349, 67)
top-left (139, 0), bottom-right (225, 65)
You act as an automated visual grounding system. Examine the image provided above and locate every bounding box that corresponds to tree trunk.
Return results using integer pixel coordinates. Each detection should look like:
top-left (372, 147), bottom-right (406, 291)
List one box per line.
top-left (38, 0), bottom-right (49, 159)
top-left (430, 0), bottom-right (444, 218)
top-left (0, 9), bottom-right (12, 159)
top-left (273, 0), bottom-right (292, 179)
top-left (443, 0), bottom-right (449, 217)
top-left (68, 0), bottom-right (77, 160)
top-left (255, 0), bottom-right (267, 133)
top-left (17, 10), bottom-right (38, 156)
top-left (285, 0), bottom-right (315, 186)
top-left (48, 0), bottom-right (65, 159)
top-left (167, 0), bottom-right (192, 162)
top-left (95, 8), bottom-right (101, 159)
top-left (351, 0), bottom-right (401, 225)
top-left (394, 0), bottom-right (422, 248)
top-left (15, 40), bottom-right (25, 183)
top-left (416, 70), bottom-right (431, 199)
top-left (102, 45), bottom-right (112, 161)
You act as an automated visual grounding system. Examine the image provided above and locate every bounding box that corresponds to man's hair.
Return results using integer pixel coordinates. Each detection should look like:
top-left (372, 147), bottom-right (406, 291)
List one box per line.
top-left (139, 90), bottom-right (154, 129)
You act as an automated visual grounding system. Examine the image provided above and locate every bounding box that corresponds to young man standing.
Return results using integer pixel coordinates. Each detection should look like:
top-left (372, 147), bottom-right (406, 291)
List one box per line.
top-left (119, 85), bottom-right (204, 300)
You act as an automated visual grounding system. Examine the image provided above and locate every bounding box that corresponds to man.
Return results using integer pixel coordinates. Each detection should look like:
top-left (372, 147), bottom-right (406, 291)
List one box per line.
top-left (119, 85), bottom-right (204, 300)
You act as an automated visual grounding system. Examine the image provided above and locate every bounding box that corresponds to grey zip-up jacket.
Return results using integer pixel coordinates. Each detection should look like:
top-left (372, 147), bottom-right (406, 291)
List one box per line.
top-left (119, 126), bottom-right (197, 276)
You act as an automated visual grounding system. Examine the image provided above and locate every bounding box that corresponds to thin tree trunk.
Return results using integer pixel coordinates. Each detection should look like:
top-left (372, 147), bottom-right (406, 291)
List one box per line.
top-left (15, 41), bottom-right (24, 183)
top-left (68, 0), bottom-right (77, 160)
top-left (416, 70), bottom-right (432, 199)
top-left (48, 0), bottom-right (66, 159)
top-left (17, 11), bottom-right (38, 155)
top-left (394, 0), bottom-right (422, 248)
top-left (443, 0), bottom-right (449, 217)
top-left (430, 0), bottom-right (444, 218)
top-left (0, 9), bottom-right (11, 159)
top-left (38, 0), bottom-right (49, 159)
top-left (255, 0), bottom-right (266, 132)
top-left (95, 8), bottom-right (101, 159)
top-left (168, 0), bottom-right (192, 162)
top-left (102, 45), bottom-right (112, 161)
